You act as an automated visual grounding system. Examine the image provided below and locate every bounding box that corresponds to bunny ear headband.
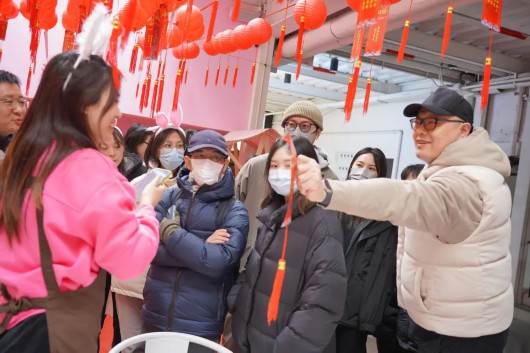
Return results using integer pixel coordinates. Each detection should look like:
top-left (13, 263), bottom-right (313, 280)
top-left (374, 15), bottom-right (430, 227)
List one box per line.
top-left (153, 103), bottom-right (185, 138)
top-left (63, 4), bottom-right (114, 90)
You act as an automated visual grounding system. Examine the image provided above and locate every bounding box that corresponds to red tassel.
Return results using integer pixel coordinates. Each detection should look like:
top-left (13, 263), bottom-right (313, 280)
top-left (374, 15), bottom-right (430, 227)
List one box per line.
top-left (344, 60), bottom-right (361, 122)
top-left (107, 19), bottom-right (121, 90)
top-left (481, 56), bottom-right (492, 110)
top-left (231, 0), bottom-right (241, 21)
top-left (274, 24), bottom-right (286, 67)
top-left (441, 3), bottom-right (453, 59)
top-left (136, 79), bottom-right (140, 98)
top-left (223, 65), bottom-right (229, 85)
top-left (397, 20), bottom-right (410, 63)
top-left (250, 62), bottom-right (256, 84)
top-left (232, 65), bottom-right (239, 87)
top-left (130, 43), bottom-right (139, 73)
top-left (295, 17), bottom-right (305, 61)
top-left (119, 0), bottom-right (137, 49)
top-left (215, 65), bottom-right (220, 86)
top-left (151, 62), bottom-right (162, 117)
top-left (157, 74), bottom-right (165, 112)
top-left (184, 68), bottom-right (189, 84)
top-left (144, 74), bottom-right (152, 108)
top-left (0, 48), bottom-right (3, 63)
top-left (363, 78), bottom-right (372, 115)
top-left (0, 16), bottom-right (8, 41)
top-left (267, 259), bottom-right (286, 325)
top-left (205, 67), bottom-right (209, 86)
top-left (62, 30), bottom-right (75, 52)
top-left (207, 0), bottom-right (219, 42)
top-left (139, 79), bottom-right (147, 113)
top-left (172, 64), bottom-right (184, 112)
top-left (25, 66), bottom-right (32, 96)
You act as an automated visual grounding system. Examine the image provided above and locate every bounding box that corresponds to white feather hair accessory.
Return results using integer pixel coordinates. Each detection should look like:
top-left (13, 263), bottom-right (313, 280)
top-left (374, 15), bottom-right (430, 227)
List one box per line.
top-left (63, 4), bottom-right (113, 90)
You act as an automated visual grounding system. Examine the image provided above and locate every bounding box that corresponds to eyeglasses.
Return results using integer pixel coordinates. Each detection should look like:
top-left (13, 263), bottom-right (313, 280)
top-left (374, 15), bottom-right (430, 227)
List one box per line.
top-left (190, 151), bottom-right (226, 163)
top-left (409, 117), bottom-right (466, 131)
top-left (283, 121), bottom-right (317, 133)
top-left (0, 98), bottom-right (29, 110)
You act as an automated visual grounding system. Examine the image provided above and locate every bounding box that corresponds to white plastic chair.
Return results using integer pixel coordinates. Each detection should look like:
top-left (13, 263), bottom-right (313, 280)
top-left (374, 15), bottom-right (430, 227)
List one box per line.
top-left (109, 332), bottom-right (233, 353)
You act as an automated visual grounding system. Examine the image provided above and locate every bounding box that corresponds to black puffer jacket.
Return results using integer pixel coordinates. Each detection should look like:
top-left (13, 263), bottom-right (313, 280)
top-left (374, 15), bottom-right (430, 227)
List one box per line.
top-left (339, 216), bottom-right (398, 333)
top-left (232, 197), bottom-right (347, 353)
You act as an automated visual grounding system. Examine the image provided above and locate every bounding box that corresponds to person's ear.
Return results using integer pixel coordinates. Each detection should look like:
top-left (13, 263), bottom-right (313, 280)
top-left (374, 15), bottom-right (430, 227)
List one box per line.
top-left (220, 158), bottom-right (229, 175)
top-left (184, 155), bottom-right (192, 170)
top-left (460, 123), bottom-right (472, 137)
top-left (314, 129), bottom-right (322, 140)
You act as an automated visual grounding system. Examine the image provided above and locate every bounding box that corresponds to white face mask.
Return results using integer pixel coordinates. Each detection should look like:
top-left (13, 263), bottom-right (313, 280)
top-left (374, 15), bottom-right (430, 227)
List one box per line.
top-left (191, 159), bottom-right (224, 186)
top-left (268, 169), bottom-right (298, 196)
top-left (348, 167), bottom-right (378, 180)
top-left (159, 148), bottom-right (184, 170)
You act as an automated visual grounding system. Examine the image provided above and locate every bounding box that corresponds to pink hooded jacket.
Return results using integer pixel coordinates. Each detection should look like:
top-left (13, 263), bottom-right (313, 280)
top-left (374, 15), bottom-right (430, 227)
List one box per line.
top-left (0, 148), bottom-right (159, 330)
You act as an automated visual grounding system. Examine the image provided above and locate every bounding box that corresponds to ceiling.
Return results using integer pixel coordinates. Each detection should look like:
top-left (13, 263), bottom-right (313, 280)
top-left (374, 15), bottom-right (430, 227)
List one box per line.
top-left (236, 0), bottom-right (530, 115)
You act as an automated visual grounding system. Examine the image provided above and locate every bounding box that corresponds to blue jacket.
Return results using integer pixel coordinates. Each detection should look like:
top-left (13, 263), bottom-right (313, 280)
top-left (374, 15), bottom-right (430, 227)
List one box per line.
top-left (141, 167), bottom-right (249, 337)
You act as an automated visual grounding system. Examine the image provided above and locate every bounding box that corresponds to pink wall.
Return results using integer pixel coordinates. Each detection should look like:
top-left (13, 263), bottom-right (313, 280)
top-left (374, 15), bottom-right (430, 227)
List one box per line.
top-left (0, 0), bottom-right (255, 131)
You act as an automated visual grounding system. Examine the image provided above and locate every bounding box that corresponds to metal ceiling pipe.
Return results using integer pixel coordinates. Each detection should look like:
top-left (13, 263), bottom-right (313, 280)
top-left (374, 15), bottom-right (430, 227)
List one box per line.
top-left (281, 0), bottom-right (483, 59)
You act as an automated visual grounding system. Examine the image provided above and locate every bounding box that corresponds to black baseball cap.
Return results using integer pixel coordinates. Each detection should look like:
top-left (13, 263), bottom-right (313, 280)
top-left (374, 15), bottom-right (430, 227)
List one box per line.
top-left (188, 130), bottom-right (228, 156)
top-left (403, 88), bottom-right (474, 124)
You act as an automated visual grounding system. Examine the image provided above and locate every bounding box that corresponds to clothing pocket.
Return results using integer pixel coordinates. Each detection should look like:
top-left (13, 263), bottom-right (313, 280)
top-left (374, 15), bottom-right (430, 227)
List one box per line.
top-left (413, 268), bottom-right (431, 312)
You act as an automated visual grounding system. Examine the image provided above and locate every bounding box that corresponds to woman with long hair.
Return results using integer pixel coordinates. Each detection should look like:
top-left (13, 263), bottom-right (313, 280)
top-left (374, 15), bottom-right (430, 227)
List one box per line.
top-left (0, 52), bottom-right (164, 353)
top-left (232, 136), bottom-right (346, 353)
top-left (100, 127), bottom-right (146, 181)
top-left (335, 147), bottom-right (400, 353)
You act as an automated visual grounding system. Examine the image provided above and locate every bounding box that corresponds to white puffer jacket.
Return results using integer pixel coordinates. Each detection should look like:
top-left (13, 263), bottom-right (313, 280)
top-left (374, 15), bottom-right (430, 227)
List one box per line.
top-left (324, 128), bottom-right (513, 337)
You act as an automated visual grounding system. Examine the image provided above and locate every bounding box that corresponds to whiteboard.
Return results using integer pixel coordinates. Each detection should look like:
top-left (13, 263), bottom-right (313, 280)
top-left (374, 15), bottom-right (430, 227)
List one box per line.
top-left (317, 130), bottom-right (404, 180)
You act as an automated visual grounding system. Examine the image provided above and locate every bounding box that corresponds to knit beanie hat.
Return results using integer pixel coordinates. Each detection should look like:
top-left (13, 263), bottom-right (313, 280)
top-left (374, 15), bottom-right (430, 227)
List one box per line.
top-left (281, 101), bottom-right (324, 131)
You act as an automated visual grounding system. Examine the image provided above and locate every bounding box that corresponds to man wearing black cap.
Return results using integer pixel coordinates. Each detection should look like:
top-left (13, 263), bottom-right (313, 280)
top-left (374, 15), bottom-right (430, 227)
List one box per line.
top-left (296, 88), bottom-right (512, 353)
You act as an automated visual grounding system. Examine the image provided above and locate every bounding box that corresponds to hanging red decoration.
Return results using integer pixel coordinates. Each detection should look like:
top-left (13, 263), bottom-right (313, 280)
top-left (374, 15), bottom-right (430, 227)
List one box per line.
top-left (118, 0), bottom-right (137, 48)
top-left (203, 40), bottom-right (217, 56)
top-left (397, 0), bottom-right (414, 63)
top-left (219, 29), bottom-right (238, 53)
top-left (223, 63), bottom-right (229, 85)
top-left (344, 60), bottom-right (361, 122)
top-left (215, 62), bottom-right (221, 86)
top-left (232, 0), bottom-right (241, 21)
top-left (246, 18), bottom-right (273, 45)
top-left (130, 42), bottom-right (139, 73)
top-left (106, 17), bottom-right (122, 90)
top-left (206, 0), bottom-right (219, 42)
top-left (157, 57), bottom-right (167, 113)
top-left (347, 0), bottom-right (381, 27)
top-left (364, 3), bottom-right (389, 57)
top-left (441, 1), bottom-right (453, 59)
top-left (350, 24), bottom-right (365, 61)
top-left (232, 64), bottom-right (239, 87)
top-left (481, 30), bottom-right (494, 110)
top-left (232, 25), bottom-right (253, 50)
top-left (363, 77), bottom-right (372, 115)
top-left (481, 0), bottom-right (502, 32)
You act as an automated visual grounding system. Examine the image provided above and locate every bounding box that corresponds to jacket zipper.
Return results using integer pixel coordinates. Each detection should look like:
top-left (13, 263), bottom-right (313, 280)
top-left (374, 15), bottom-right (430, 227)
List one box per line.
top-left (166, 192), bottom-right (196, 330)
top-left (166, 270), bottom-right (181, 330)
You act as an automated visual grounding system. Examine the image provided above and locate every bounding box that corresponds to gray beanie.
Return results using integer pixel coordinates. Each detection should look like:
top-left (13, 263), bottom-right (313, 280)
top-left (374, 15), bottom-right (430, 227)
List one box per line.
top-left (281, 101), bottom-right (324, 131)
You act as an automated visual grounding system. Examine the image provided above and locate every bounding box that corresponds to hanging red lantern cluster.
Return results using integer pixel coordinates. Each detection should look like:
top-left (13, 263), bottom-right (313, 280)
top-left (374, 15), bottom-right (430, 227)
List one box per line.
top-left (480, 0), bottom-right (503, 110)
top-left (172, 41), bottom-right (200, 59)
top-left (0, 0), bottom-right (19, 62)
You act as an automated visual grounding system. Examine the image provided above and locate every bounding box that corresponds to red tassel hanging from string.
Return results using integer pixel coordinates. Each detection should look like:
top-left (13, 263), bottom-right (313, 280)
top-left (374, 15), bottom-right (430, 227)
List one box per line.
top-left (204, 67), bottom-right (209, 86)
top-left (136, 74), bottom-right (141, 98)
top-left (250, 62), bottom-right (256, 84)
top-left (130, 43), bottom-right (139, 73)
top-left (441, 1), bottom-right (453, 59)
top-left (62, 30), bottom-right (75, 52)
top-left (139, 79), bottom-right (147, 113)
top-left (172, 60), bottom-right (185, 112)
top-left (25, 66), bottom-right (32, 96)
top-left (295, 17), bottom-right (305, 80)
top-left (232, 65), bottom-right (239, 87)
top-left (363, 78), bottom-right (372, 115)
top-left (151, 62), bottom-right (162, 117)
top-left (107, 18), bottom-right (121, 90)
top-left (207, 0), bottom-right (219, 42)
top-left (344, 60), bottom-right (361, 122)
top-left (267, 134), bottom-right (297, 325)
top-left (144, 62), bottom-right (152, 108)
top-left (215, 64), bottom-right (220, 86)
top-left (120, 0), bottom-right (137, 49)
top-left (157, 59), bottom-right (167, 113)
top-left (397, 0), bottom-right (413, 63)
top-left (223, 65), bottom-right (230, 85)
top-left (184, 68), bottom-right (189, 84)
top-left (274, 25), bottom-right (286, 67)
top-left (0, 48), bottom-right (3, 63)
top-left (231, 0), bottom-right (241, 21)
top-left (481, 31), bottom-right (494, 110)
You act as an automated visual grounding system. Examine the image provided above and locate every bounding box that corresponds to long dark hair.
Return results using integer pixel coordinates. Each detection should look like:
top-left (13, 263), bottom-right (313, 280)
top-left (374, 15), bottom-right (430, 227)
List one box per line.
top-left (112, 128), bottom-right (127, 176)
top-left (0, 52), bottom-right (118, 242)
top-left (346, 147), bottom-right (387, 179)
top-left (262, 136), bottom-right (318, 214)
top-left (144, 128), bottom-right (187, 168)
top-left (124, 123), bottom-right (153, 155)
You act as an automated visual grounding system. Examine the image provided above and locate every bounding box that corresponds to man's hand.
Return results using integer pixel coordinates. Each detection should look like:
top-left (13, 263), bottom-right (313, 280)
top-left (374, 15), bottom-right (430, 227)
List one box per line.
top-left (206, 229), bottom-right (231, 244)
top-left (296, 155), bottom-right (326, 203)
top-left (159, 214), bottom-right (180, 243)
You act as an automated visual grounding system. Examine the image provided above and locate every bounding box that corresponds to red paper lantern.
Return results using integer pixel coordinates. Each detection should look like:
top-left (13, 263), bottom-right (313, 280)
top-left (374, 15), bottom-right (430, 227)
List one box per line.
top-left (165, 27), bottom-right (184, 48)
top-left (39, 12), bottom-right (58, 30)
top-left (173, 41), bottom-right (200, 59)
top-left (294, 0), bottom-right (327, 30)
top-left (246, 18), bottom-right (272, 45)
top-left (219, 29), bottom-right (237, 53)
top-left (62, 12), bottom-right (79, 32)
top-left (175, 4), bottom-right (203, 32)
top-left (232, 24), bottom-right (253, 50)
top-left (212, 34), bottom-right (224, 53)
top-left (203, 40), bottom-right (217, 56)
top-left (184, 23), bottom-right (204, 41)
top-left (0, 2), bottom-right (18, 19)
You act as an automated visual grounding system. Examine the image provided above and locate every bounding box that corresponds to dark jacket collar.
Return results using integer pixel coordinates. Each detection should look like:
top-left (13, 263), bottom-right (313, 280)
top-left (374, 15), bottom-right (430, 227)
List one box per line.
top-left (0, 134), bottom-right (14, 152)
top-left (257, 193), bottom-right (307, 229)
